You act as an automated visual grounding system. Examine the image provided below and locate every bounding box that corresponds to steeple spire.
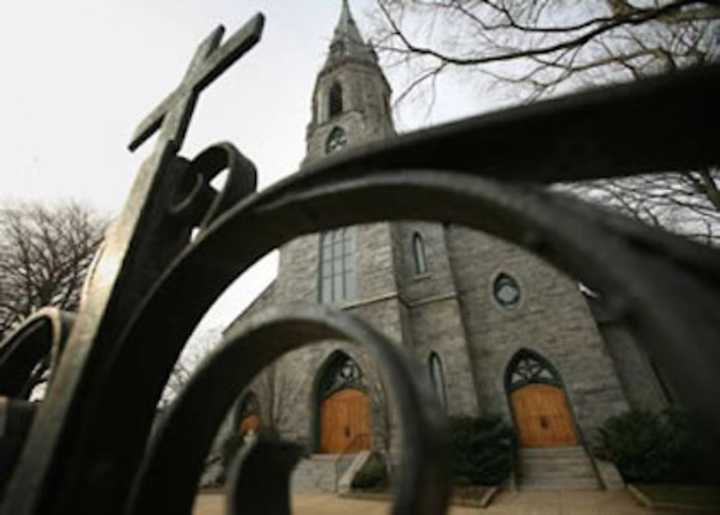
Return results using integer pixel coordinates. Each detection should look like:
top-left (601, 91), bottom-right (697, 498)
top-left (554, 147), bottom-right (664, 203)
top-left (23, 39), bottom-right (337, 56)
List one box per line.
top-left (324, 0), bottom-right (377, 68)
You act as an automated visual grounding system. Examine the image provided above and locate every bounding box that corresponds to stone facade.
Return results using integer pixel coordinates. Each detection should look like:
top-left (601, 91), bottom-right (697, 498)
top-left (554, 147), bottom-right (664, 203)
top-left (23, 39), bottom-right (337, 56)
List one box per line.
top-left (221, 0), bottom-right (668, 469)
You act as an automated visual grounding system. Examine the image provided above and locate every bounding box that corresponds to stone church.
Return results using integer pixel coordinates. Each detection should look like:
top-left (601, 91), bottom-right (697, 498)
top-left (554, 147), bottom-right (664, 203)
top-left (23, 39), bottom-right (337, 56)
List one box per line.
top-left (221, 0), bottom-right (670, 489)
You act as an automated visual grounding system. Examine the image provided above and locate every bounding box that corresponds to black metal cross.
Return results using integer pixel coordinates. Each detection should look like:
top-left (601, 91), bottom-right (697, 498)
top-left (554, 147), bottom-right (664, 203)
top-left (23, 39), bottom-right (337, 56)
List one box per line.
top-left (129, 13), bottom-right (265, 152)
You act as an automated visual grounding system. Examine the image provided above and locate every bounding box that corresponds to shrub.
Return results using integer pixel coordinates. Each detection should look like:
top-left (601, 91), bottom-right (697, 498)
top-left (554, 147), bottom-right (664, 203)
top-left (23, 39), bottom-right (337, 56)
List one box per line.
top-left (351, 453), bottom-right (388, 490)
top-left (594, 409), bottom-right (711, 484)
top-left (449, 415), bottom-right (515, 486)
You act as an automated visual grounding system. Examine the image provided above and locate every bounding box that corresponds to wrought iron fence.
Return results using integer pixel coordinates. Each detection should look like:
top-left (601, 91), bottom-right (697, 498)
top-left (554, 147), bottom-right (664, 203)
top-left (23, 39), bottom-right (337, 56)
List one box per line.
top-left (0, 11), bottom-right (719, 515)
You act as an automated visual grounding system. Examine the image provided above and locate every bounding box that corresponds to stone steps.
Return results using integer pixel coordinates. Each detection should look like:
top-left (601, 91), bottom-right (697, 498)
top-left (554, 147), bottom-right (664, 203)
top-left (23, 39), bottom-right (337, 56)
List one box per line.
top-left (290, 455), bottom-right (339, 494)
top-left (516, 446), bottom-right (600, 491)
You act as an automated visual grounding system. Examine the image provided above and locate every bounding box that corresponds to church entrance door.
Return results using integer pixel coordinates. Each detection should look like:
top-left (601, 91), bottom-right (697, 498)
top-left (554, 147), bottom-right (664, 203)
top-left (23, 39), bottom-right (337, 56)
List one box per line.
top-left (239, 414), bottom-right (260, 434)
top-left (511, 383), bottom-right (578, 447)
top-left (320, 388), bottom-right (371, 453)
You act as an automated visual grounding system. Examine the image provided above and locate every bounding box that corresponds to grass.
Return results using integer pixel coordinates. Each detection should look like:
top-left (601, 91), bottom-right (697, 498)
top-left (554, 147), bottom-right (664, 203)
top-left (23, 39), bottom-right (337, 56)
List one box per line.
top-left (632, 484), bottom-right (720, 510)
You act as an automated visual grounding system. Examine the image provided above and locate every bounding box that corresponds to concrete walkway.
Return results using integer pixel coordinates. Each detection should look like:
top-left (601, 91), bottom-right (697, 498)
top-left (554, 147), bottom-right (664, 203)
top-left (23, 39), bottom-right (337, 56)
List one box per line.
top-left (194, 489), bottom-right (680, 514)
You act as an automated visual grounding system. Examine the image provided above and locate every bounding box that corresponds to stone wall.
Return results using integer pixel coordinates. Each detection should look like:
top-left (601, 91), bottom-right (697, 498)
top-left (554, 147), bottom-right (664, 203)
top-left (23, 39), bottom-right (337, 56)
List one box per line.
top-left (590, 299), bottom-right (670, 412)
top-left (445, 225), bottom-right (630, 440)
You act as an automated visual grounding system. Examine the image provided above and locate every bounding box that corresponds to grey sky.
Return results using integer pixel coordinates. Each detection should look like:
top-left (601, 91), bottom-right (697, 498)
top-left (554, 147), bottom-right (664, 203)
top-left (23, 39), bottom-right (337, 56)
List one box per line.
top-left (0, 1), bottom-right (504, 335)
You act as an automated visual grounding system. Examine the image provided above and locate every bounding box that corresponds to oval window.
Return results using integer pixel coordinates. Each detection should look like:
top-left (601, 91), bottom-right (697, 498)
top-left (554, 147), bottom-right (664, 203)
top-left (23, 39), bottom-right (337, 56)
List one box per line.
top-left (493, 273), bottom-right (521, 308)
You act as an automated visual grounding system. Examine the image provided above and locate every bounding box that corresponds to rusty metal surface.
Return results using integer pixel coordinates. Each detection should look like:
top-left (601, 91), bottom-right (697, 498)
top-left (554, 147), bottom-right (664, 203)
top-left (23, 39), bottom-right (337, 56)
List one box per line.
top-left (0, 10), bottom-right (718, 515)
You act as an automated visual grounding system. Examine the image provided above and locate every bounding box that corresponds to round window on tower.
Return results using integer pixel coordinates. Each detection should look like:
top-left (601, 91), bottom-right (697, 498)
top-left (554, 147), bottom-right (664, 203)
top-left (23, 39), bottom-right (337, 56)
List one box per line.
top-left (493, 273), bottom-right (521, 308)
top-left (326, 126), bottom-right (348, 154)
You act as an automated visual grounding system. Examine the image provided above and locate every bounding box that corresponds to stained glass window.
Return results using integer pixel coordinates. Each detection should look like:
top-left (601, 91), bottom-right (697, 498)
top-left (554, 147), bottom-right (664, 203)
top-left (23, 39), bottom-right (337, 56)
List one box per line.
top-left (493, 273), bottom-right (521, 308)
top-left (319, 353), bottom-right (363, 399)
top-left (319, 227), bottom-right (357, 303)
top-left (505, 350), bottom-right (561, 392)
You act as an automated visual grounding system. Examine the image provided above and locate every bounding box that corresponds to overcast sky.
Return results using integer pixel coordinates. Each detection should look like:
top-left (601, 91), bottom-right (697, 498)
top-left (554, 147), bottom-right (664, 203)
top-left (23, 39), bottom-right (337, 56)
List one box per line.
top-left (0, 1), bottom-right (507, 337)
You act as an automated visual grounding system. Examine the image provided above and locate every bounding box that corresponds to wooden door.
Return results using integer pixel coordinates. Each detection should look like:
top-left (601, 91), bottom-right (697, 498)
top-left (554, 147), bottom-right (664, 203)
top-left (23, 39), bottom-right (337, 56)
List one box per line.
top-left (320, 388), bottom-right (371, 453)
top-left (239, 414), bottom-right (260, 434)
top-left (511, 383), bottom-right (578, 447)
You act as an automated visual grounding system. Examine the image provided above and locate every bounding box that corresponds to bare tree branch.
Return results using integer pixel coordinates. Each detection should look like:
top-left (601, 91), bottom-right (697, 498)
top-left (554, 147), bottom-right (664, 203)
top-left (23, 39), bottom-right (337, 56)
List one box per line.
top-left (0, 201), bottom-right (107, 340)
top-left (370, 0), bottom-right (720, 243)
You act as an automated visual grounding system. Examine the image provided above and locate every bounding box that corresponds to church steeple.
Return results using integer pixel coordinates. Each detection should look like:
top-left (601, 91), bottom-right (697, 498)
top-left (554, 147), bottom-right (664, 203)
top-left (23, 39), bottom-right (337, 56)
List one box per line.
top-left (303, 0), bottom-right (394, 165)
top-left (324, 0), bottom-right (378, 68)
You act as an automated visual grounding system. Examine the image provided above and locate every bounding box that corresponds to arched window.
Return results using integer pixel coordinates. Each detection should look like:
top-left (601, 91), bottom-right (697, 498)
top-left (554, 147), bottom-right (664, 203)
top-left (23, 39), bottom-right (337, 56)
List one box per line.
top-left (329, 82), bottom-right (343, 118)
top-left (318, 352), bottom-right (364, 399)
top-left (504, 349), bottom-right (561, 393)
top-left (428, 352), bottom-right (447, 408)
top-left (412, 232), bottom-right (428, 275)
top-left (319, 227), bottom-right (357, 303)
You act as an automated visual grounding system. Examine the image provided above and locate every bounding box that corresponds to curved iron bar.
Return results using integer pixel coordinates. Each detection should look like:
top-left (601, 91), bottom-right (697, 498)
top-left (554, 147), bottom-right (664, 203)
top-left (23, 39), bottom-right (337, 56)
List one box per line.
top-left (3, 64), bottom-right (720, 515)
top-left (126, 304), bottom-right (449, 515)
top-left (225, 436), bottom-right (304, 515)
top-left (0, 308), bottom-right (75, 398)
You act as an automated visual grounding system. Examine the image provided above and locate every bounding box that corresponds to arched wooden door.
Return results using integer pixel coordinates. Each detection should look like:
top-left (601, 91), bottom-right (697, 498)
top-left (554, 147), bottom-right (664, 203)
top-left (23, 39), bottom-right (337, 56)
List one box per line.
top-left (511, 384), bottom-right (578, 447)
top-left (506, 350), bottom-right (579, 448)
top-left (320, 388), bottom-right (371, 453)
top-left (239, 414), bottom-right (260, 434)
top-left (236, 392), bottom-right (260, 435)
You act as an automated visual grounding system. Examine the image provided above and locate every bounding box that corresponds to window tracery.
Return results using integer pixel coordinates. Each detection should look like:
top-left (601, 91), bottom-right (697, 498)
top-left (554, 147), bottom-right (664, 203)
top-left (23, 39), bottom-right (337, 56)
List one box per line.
top-left (319, 353), bottom-right (363, 399)
top-left (505, 350), bottom-right (561, 392)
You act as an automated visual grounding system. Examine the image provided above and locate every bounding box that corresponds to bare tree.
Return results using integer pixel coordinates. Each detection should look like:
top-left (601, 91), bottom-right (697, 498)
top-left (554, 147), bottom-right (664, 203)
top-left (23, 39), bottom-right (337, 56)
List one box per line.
top-left (251, 358), bottom-right (296, 436)
top-left (370, 0), bottom-right (720, 243)
top-left (563, 169), bottom-right (720, 244)
top-left (160, 326), bottom-right (222, 407)
top-left (0, 201), bottom-right (107, 340)
top-left (372, 0), bottom-right (718, 103)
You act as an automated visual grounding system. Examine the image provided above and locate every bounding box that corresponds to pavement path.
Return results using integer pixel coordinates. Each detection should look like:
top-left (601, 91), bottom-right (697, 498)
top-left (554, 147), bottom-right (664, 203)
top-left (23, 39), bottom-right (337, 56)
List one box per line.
top-left (194, 489), bottom-right (682, 515)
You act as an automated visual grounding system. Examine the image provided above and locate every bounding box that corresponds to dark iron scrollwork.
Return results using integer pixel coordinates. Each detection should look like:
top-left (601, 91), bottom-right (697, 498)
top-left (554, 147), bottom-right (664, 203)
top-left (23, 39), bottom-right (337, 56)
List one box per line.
top-left (0, 9), bottom-right (719, 515)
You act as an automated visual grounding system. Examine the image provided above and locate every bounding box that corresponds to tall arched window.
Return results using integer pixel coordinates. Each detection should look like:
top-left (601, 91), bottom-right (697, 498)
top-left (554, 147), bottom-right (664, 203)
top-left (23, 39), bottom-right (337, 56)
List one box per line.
top-left (329, 82), bottom-right (343, 118)
top-left (428, 352), bottom-right (447, 408)
top-left (412, 232), bottom-right (428, 275)
top-left (319, 227), bottom-right (357, 303)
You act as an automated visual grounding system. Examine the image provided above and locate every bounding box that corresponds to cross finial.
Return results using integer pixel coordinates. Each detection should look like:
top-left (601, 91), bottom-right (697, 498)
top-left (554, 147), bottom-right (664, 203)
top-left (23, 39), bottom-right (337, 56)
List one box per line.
top-left (129, 13), bottom-right (265, 152)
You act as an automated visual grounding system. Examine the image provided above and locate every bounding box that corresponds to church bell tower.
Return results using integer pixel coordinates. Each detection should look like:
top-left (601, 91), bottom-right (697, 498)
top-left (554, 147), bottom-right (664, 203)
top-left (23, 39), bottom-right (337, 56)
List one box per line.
top-left (303, 0), bottom-right (395, 166)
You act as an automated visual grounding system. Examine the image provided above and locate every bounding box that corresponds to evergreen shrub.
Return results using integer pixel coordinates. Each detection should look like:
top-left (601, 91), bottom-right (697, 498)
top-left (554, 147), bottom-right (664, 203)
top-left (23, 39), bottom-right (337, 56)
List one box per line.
top-left (594, 409), bottom-right (710, 483)
top-left (351, 453), bottom-right (388, 489)
top-left (449, 415), bottom-right (515, 486)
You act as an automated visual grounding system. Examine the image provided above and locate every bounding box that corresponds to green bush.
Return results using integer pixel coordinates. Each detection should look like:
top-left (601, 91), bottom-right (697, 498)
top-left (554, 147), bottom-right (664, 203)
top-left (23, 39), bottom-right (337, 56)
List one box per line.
top-left (594, 409), bottom-right (711, 484)
top-left (351, 453), bottom-right (388, 490)
top-left (449, 415), bottom-right (515, 486)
